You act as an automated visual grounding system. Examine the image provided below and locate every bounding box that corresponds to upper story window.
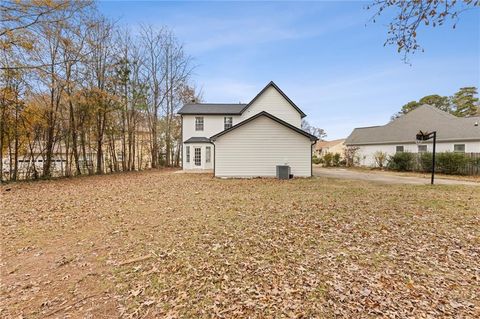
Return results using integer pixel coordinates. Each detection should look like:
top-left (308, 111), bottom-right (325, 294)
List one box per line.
top-left (454, 144), bottom-right (465, 153)
top-left (195, 117), bottom-right (204, 131)
top-left (224, 117), bottom-right (233, 130)
top-left (417, 145), bottom-right (427, 153)
top-left (396, 146), bottom-right (404, 153)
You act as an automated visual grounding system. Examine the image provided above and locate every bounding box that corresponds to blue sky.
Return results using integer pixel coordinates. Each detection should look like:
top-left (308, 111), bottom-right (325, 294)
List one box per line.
top-left (99, 1), bottom-right (480, 139)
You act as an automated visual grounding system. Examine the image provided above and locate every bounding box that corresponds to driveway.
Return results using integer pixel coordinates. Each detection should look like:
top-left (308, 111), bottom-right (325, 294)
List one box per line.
top-left (313, 167), bottom-right (479, 186)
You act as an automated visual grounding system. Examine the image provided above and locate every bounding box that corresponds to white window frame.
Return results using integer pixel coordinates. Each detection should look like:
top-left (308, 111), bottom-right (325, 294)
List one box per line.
top-left (195, 117), bottom-right (204, 131)
top-left (454, 144), bottom-right (465, 153)
top-left (194, 147), bottom-right (201, 166)
top-left (224, 116), bottom-right (233, 130)
top-left (417, 145), bottom-right (427, 153)
top-left (396, 146), bottom-right (404, 153)
top-left (206, 146), bottom-right (211, 163)
top-left (186, 146), bottom-right (190, 163)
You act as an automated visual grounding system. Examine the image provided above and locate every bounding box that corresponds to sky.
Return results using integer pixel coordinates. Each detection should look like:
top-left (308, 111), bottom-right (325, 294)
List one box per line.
top-left (99, 1), bottom-right (480, 139)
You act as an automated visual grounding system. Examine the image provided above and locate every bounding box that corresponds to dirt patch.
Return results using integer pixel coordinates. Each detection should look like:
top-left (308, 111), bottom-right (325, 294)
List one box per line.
top-left (1, 171), bottom-right (479, 317)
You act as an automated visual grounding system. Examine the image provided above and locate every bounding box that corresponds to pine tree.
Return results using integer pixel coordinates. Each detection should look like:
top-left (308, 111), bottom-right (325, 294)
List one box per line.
top-left (452, 87), bottom-right (479, 117)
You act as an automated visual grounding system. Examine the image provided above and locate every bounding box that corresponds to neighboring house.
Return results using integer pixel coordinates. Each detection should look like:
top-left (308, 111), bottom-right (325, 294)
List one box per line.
top-left (345, 104), bottom-right (480, 167)
top-left (314, 139), bottom-right (346, 158)
top-left (177, 81), bottom-right (318, 177)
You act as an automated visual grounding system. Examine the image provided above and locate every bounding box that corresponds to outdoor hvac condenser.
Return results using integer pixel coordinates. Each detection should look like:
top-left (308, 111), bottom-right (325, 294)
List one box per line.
top-left (276, 165), bottom-right (291, 180)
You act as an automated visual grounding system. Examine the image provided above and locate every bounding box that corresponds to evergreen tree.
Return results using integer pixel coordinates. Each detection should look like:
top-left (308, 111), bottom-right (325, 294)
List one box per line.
top-left (451, 87), bottom-right (479, 117)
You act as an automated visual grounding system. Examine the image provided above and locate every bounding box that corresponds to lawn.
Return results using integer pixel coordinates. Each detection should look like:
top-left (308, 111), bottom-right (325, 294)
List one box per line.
top-left (1, 171), bottom-right (479, 318)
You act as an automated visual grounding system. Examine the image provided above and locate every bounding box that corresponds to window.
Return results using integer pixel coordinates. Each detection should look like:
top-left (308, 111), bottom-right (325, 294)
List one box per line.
top-left (396, 146), bottom-right (404, 153)
top-left (194, 147), bottom-right (201, 166)
top-left (206, 146), bottom-right (211, 163)
top-left (195, 117), bottom-right (204, 131)
top-left (454, 144), bottom-right (465, 153)
top-left (186, 146), bottom-right (190, 163)
top-left (224, 117), bottom-right (233, 130)
top-left (417, 145), bottom-right (427, 153)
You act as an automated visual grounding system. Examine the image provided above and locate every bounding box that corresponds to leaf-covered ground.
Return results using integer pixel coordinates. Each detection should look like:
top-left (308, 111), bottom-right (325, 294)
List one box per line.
top-left (1, 171), bottom-right (479, 318)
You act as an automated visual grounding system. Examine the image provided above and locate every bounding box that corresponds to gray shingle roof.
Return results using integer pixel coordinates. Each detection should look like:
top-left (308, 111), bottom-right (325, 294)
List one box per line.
top-left (184, 137), bottom-right (211, 143)
top-left (177, 81), bottom-right (307, 118)
top-left (346, 105), bottom-right (480, 145)
top-left (177, 103), bottom-right (245, 115)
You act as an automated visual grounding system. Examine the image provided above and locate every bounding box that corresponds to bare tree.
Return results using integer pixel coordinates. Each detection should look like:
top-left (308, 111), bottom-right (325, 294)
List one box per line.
top-left (367, 0), bottom-right (479, 62)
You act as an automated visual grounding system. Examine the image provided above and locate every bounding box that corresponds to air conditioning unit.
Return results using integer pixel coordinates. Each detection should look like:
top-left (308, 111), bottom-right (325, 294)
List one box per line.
top-left (276, 165), bottom-right (291, 180)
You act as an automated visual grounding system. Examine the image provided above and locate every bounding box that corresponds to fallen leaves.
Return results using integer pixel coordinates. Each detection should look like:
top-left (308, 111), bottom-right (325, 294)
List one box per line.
top-left (1, 171), bottom-right (479, 318)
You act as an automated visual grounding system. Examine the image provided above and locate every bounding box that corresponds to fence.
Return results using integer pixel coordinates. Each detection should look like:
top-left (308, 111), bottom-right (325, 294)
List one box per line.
top-left (411, 152), bottom-right (480, 176)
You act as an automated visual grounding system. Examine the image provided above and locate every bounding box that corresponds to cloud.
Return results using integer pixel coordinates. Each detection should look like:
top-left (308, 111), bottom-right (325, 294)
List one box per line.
top-left (170, 5), bottom-right (362, 54)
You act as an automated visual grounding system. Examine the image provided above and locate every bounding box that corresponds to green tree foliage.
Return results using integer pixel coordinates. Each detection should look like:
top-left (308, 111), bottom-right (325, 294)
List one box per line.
top-left (323, 153), bottom-right (333, 167)
top-left (332, 153), bottom-right (341, 167)
top-left (451, 87), bottom-right (479, 117)
top-left (419, 95), bottom-right (451, 112)
top-left (392, 87), bottom-right (478, 119)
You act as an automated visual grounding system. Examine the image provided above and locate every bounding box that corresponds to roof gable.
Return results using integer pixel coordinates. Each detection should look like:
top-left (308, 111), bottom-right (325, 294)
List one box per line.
top-left (241, 81), bottom-right (306, 118)
top-left (210, 111), bottom-right (317, 141)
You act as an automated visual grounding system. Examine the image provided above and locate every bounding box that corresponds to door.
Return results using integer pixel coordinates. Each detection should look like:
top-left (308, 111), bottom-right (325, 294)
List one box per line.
top-left (194, 147), bottom-right (201, 167)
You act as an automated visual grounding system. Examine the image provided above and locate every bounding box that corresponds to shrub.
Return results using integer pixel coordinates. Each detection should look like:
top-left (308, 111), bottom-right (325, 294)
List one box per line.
top-left (343, 146), bottom-right (359, 167)
top-left (312, 155), bottom-right (322, 165)
top-left (387, 152), bottom-right (414, 171)
top-left (373, 151), bottom-right (387, 168)
top-left (332, 153), bottom-right (341, 167)
top-left (419, 152), bottom-right (433, 172)
top-left (323, 153), bottom-right (333, 167)
top-left (436, 152), bottom-right (469, 175)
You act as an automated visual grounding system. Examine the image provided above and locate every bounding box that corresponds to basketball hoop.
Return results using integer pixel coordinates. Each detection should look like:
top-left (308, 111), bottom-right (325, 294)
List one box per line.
top-left (414, 130), bottom-right (437, 185)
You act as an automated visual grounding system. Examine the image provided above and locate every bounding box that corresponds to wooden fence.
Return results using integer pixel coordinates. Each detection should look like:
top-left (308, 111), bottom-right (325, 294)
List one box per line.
top-left (412, 152), bottom-right (480, 176)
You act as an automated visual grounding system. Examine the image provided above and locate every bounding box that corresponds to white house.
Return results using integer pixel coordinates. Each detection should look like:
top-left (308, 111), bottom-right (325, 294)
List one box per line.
top-left (177, 81), bottom-right (318, 178)
top-left (345, 105), bottom-right (480, 167)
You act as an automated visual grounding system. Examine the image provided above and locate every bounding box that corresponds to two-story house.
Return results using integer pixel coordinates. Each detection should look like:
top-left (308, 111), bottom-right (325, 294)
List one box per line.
top-left (177, 81), bottom-right (318, 178)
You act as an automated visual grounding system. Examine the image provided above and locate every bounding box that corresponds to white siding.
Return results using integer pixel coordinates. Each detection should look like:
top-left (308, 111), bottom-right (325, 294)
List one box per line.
top-left (182, 115), bottom-right (241, 169)
top-left (183, 143), bottom-right (214, 170)
top-left (240, 86), bottom-right (302, 127)
top-left (214, 116), bottom-right (312, 177)
top-left (355, 141), bottom-right (480, 167)
top-left (182, 114), bottom-right (241, 142)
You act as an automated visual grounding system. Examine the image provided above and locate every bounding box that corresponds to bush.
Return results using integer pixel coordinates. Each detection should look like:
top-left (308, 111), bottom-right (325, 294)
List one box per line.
top-left (332, 153), bottom-right (341, 167)
top-left (373, 151), bottom-right (387, 168)
top-left (312, 155), bottom-right (322, 165)
top-left (323, 153), bottom-right (333, 167)
top-left (387, 152), bottom-right (414, 171)
top-left (419, 152), bottom-right (433, 172)
top-left (436, 152), bottom-right (469, 175)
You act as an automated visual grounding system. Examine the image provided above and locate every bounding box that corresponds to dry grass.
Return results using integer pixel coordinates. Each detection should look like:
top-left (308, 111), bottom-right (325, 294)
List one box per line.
top-left (1, 170), bottom-right (479, 318)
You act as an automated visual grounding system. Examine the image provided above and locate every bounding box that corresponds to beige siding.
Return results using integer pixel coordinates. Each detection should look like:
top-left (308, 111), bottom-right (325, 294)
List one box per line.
top-left (240, 86), bottom-right (302, 127)
top-left (214, 116), bottom-right (312, 177)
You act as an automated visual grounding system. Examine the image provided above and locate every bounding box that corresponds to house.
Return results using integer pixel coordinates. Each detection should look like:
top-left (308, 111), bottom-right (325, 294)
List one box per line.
top-left (177, 81), bottom-right (318, 177)
top-left (314, 139), bottom-right (345, 158)
top-left (345, 104), bottom-right (480, 167)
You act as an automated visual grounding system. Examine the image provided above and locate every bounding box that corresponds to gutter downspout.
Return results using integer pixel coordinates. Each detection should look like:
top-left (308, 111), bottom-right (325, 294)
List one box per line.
top-left (311, 140), bottom-right (317, 177)
top-left (180, 115), bottom-right (183, 169)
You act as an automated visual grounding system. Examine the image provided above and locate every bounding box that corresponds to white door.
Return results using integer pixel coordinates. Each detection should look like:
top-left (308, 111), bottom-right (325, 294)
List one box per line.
top-left (194, 147), bottom-right (202, 168)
